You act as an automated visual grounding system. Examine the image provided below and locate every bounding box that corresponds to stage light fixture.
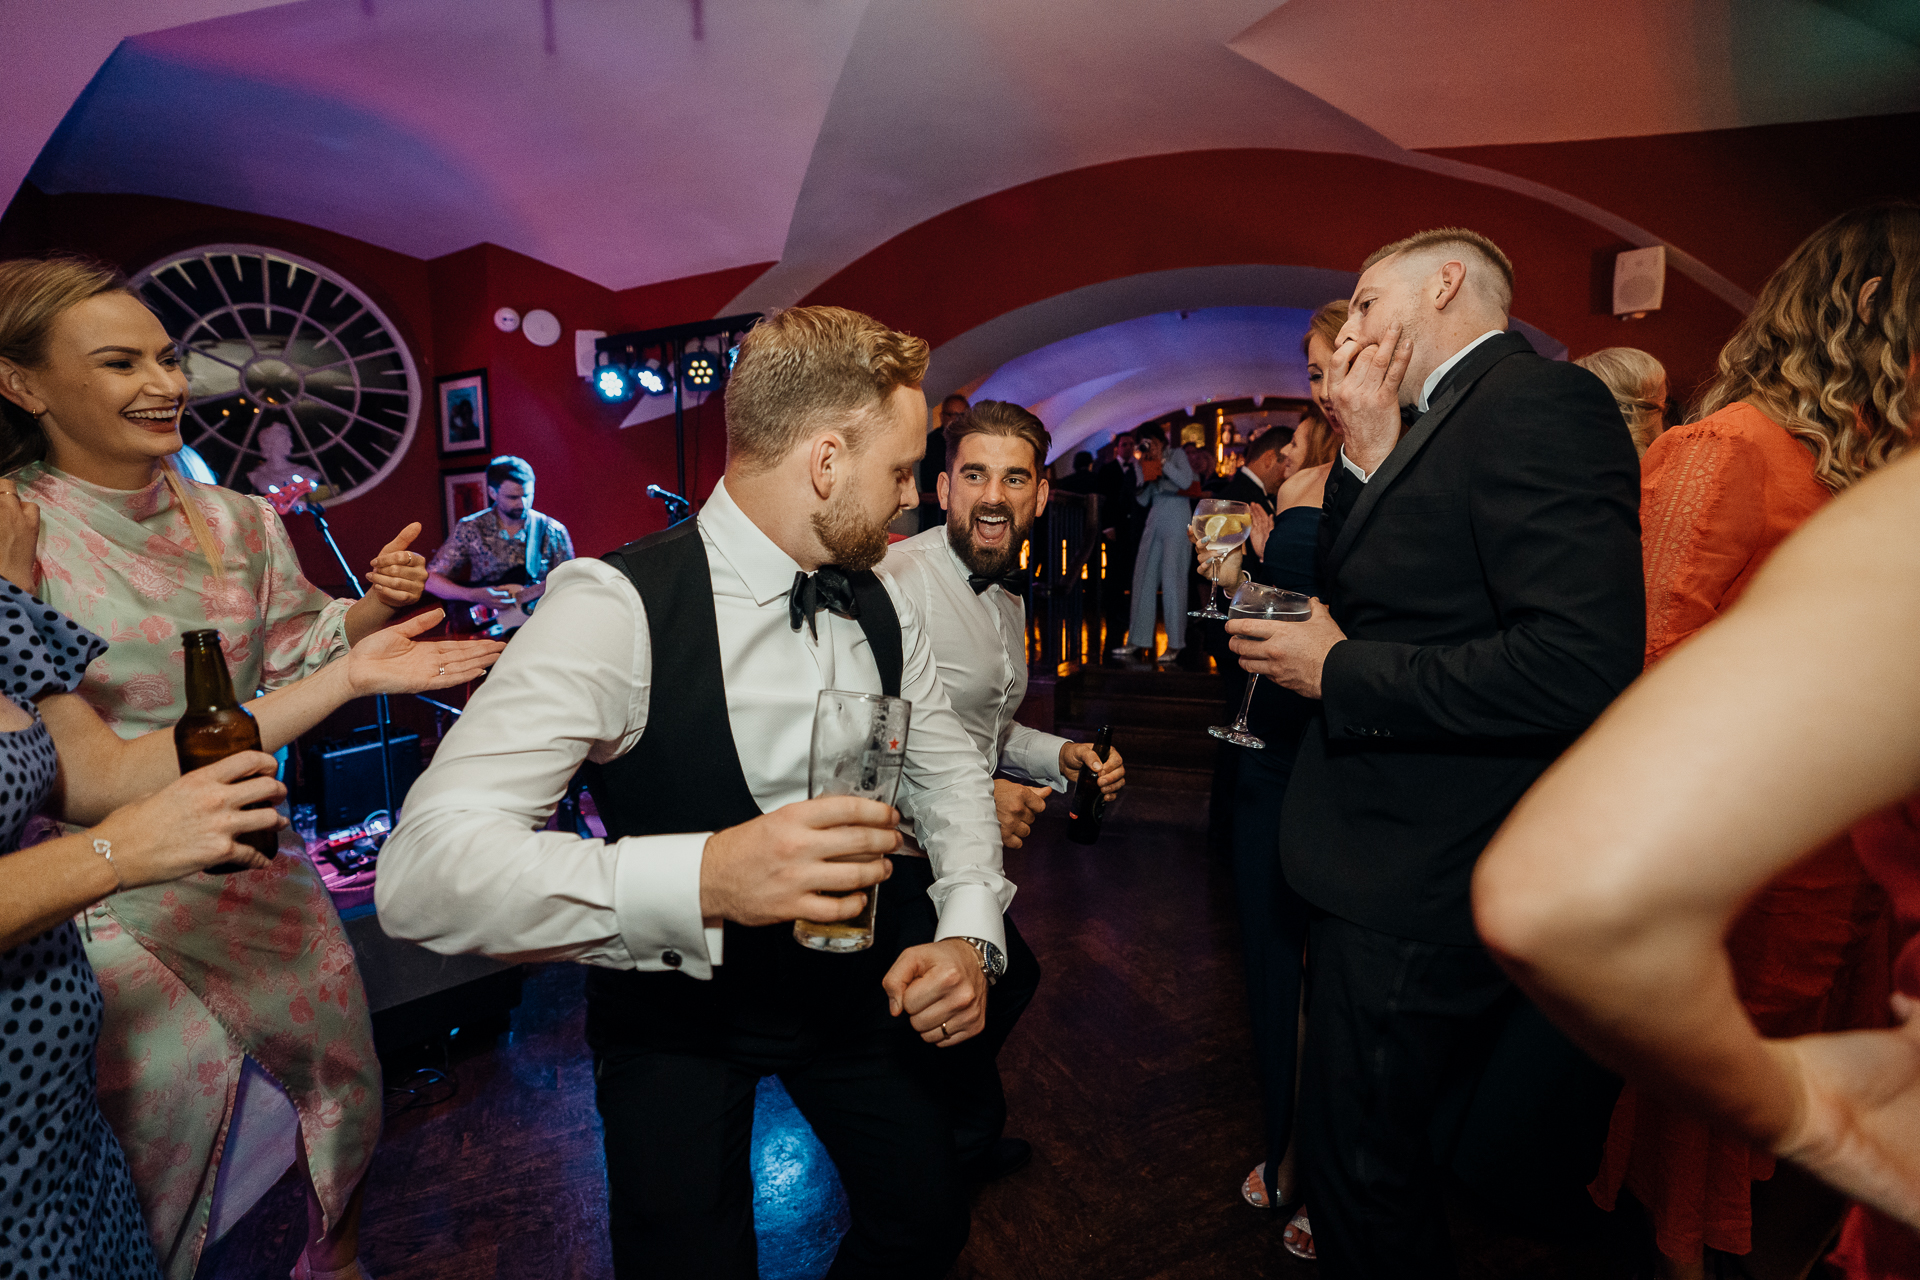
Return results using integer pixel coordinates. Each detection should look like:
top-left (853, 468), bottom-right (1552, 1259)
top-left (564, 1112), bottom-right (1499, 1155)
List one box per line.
top-left (636, 358), bottom-right (670, 396)
top-left (680, 349), bottom-right (723, 391)
top-left (595, 365), bottom-right (634, 402)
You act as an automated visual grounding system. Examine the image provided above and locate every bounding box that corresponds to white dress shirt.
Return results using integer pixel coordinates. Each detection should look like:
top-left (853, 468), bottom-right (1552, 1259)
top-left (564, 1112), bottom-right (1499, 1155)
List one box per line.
top-left (1339, 329), bottom-right (1506, 483)
top-left (879, 529), bottom-right (1071, 808)
top-left (377, 479), bottom-right (1011, 981)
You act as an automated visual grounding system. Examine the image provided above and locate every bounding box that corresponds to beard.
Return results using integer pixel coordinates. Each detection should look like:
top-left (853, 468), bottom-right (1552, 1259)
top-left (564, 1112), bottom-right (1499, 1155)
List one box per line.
top-left (811, 485), bottom-right (893, 572)
top-left (945, 499), bottom-right (1029, 578)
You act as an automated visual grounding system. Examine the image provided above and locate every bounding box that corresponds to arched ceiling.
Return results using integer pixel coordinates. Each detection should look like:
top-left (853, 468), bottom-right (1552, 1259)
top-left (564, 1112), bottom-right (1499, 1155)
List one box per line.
top-left (13, 0), bottom-right (1918, 305)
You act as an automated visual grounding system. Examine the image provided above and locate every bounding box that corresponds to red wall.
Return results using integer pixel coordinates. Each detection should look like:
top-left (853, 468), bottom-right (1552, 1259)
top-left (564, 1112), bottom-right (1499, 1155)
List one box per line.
top-left (801, 148), bottom-right (1746, 405)
top-left (0, 184), bottom-right (771, 585)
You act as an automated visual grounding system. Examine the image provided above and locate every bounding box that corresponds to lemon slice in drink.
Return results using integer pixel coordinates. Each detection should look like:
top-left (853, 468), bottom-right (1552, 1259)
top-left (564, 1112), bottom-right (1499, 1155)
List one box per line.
top-left (1203, 515), bottom-right (1230, 541)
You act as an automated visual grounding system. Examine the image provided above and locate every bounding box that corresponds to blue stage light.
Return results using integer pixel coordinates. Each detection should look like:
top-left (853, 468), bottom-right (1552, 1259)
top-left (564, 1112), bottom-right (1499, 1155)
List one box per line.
top-left (636, 359), bottom-right (669, 396)
top-left (595, 365), bottom-right (633, 402)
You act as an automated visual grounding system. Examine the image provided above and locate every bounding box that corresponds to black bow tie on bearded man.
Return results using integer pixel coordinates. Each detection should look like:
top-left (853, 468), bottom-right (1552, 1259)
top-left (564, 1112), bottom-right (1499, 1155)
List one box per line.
top-left (967, 570), bottom-right (1030, 596)
top-left (789, 566), bottom-right (861, 638)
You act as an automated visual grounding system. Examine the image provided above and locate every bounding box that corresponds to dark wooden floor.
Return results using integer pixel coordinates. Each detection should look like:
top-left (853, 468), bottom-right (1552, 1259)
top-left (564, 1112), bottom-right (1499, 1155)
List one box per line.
top-left (205, 776), bottom-right (1636, 1279)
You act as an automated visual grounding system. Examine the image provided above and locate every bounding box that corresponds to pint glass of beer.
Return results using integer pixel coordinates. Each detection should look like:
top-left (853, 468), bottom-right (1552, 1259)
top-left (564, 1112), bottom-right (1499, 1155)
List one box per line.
top-left (793, 689), bottom-right (911, 953)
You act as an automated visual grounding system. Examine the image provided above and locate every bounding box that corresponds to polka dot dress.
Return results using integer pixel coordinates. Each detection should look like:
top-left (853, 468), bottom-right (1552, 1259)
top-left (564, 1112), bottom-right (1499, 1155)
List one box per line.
top-left (0, 582), bottom-right (160, 1280)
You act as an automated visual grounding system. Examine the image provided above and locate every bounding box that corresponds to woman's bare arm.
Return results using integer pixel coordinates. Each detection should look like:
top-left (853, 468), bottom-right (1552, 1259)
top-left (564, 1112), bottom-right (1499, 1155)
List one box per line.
top-left (1474, 448), bottom-right (1920, 1224)
top-left (44, 610), bottom-right (500, 825)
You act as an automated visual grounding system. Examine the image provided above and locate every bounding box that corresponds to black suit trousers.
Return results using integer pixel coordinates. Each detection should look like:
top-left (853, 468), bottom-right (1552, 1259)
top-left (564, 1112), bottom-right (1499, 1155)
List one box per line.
top-left (939, 911), bottom-right (1041, 1166)
top-left (1298, 914), bottom-right (1511, 1280)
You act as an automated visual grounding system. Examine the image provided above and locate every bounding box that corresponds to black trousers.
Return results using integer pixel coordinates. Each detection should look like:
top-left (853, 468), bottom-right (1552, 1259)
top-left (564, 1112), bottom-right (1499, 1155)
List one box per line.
top-left (587, 858), bottom-right (969, 1280)
top-left (940, 912), bottom-right (1041, 1168)
top-left (1230, 746), bottom-right (1310, 1201)
top-left (1298, 913), bottom-right (1620, 1279)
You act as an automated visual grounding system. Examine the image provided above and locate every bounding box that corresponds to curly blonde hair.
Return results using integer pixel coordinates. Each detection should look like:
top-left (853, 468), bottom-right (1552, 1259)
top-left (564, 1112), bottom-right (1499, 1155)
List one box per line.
top-left (1697, 202), bottom-right (1918, 491)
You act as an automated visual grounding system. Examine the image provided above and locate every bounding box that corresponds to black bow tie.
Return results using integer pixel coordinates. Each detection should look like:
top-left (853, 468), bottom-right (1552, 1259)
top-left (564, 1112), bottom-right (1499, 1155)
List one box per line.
top-left (790, 567), bottom-right (860, 638)
top-left (967, 570), bottom-right (1030, 596)
top-left (1400, 402), bottom-right (1424, 428)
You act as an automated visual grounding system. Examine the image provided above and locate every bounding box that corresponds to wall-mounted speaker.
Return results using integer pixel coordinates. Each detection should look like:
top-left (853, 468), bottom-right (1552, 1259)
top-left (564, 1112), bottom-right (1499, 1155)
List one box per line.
top-left (1613, 246), bottom-right (1667, 319)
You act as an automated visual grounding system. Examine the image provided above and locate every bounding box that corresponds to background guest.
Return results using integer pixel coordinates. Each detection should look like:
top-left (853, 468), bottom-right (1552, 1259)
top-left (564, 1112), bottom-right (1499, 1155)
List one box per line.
top-left (916, 392), bottom-right (971, 530)
top-left (1576, 346), bottom-right (1672, 456)
top-left (1572, 201), bottom-right (1918, 1280)
top-left (1096, 431), bottom-right (1141, 654)
top-left (1226, 229), bottom-right (1643, 1277)
top-left (1115, 422), bottom-right (1195, 664)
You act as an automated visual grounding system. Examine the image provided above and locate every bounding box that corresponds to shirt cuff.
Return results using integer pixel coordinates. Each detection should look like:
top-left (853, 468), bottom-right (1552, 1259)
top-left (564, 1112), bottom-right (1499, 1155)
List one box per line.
top-left (1002, 730), bottom-right (1073, 793)
top-left (932, 882), bottom-right (1007, 954)
top-left (611, 831), bottom-right (719, 979)
top-left (1339, 449), bottom-right (1373, 483)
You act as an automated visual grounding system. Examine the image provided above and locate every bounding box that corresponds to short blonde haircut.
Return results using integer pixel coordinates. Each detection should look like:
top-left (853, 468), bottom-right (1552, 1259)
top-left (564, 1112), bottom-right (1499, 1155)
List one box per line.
top-left (1576, 347), bottom-right (1669, 456)
top-left (1363, 227), bottom-right (1515, 314)
top-left (724, 305), bottom-right (930, 472)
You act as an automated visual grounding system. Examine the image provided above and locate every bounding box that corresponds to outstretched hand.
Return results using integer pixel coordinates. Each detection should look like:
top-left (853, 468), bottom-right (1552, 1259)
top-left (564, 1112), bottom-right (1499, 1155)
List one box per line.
top-left (1769, 1000), bottom-right (1920, 1229)
top-left (345, 609), bottom-right (504, 695)
top-left (368, 522), bottom-right (429, 607)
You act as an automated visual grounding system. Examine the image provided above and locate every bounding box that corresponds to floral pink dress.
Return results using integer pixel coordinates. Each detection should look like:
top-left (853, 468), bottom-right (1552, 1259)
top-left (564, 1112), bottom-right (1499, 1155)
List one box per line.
top-left (16, 461), bottom-right (381, 1280)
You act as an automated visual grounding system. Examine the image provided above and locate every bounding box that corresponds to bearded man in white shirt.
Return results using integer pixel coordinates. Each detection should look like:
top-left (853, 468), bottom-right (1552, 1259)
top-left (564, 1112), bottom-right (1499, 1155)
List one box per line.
top-left (379, 306), bottom-right (1010, 1279)
top-left (880, 400), bottom-right (1127, 1185)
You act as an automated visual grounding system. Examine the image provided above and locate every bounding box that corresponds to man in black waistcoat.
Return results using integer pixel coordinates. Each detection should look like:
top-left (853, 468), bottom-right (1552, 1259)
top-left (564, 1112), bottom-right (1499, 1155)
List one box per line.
top-left (380, 306), bottom-right (1011, 1279)
top-left (1226, 228), bottom-right (1643, 1277)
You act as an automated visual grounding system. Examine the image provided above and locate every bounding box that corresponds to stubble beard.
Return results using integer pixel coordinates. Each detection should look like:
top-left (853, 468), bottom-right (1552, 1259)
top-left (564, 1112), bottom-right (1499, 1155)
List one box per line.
top-left (811, 486), bottom-right (892, 572)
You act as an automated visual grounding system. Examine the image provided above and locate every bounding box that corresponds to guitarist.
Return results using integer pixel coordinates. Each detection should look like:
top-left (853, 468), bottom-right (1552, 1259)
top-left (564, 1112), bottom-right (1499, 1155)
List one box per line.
top-left (426, 455), bottom-right (574, 632)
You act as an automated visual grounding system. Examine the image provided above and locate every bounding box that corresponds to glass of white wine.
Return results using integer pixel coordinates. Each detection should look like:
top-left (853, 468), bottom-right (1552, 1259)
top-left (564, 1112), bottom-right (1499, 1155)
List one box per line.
top-left (1188, 499), bottom-right (1253, 621)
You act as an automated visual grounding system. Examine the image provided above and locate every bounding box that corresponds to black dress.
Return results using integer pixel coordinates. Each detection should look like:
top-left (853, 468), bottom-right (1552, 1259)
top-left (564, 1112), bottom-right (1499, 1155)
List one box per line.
top-left (1231, 505), bottom-right (1320, 1202)
top-left (0, 581), bottom-right (161, 1280)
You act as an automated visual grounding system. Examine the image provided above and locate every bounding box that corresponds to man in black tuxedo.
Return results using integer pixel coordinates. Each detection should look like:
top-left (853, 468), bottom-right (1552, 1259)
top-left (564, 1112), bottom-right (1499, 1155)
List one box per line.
top-left (1228, 228), bottom-right (1643, 1277)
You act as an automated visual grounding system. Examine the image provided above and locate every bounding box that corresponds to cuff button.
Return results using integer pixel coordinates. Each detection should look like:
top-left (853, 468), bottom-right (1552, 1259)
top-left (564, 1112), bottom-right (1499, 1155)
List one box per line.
top-left (662, 949), bottom-right (683, 968)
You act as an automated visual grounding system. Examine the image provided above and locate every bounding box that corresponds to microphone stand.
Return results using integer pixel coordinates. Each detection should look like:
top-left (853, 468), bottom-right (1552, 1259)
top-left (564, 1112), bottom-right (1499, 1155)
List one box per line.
top-left (299, 501), bottom-right (398, 829)
top-left (646, 484), bottom-right (693, 526)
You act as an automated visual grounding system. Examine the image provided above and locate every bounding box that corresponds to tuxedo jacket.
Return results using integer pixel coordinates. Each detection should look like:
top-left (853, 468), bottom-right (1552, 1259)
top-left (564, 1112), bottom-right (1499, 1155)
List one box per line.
top-left (1279, 331), bottom-right (1644, 945)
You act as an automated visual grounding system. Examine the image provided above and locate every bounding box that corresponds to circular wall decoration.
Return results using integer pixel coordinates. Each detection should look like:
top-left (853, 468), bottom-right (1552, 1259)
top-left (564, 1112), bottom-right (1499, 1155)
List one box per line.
top-left (130, 245), bottom-right (420, 505)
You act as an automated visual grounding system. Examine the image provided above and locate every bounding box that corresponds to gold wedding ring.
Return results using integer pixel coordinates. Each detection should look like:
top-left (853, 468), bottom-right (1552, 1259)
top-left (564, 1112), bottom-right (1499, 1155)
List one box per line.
top-left (940, 1022), bottom-right (950, 1038)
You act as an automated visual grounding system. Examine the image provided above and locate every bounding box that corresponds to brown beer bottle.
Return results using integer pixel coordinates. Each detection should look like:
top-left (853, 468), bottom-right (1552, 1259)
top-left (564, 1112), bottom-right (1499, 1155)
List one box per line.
top-left (173, 629), bottom-right (278, 872)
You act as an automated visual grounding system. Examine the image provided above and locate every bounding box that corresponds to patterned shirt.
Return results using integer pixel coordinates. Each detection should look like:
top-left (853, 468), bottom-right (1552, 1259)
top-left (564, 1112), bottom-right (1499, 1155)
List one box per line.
top-left (428, 507), bottom-right (574, 586)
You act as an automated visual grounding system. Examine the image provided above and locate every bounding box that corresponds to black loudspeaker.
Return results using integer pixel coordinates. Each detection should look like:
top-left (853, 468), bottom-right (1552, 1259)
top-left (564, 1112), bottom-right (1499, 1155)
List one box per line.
top-left (304, 729), bottom-right (422, 830)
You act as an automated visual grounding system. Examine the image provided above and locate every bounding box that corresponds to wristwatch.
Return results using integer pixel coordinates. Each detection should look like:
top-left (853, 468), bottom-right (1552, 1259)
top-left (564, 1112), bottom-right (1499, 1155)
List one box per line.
top-left (959, 937), bottom-right (1006, 987)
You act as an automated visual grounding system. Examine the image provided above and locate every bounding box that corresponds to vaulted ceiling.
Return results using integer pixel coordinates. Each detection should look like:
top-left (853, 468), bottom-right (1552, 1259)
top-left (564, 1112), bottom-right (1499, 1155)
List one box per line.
top-left (10, 0), bottom-right (1919, 453)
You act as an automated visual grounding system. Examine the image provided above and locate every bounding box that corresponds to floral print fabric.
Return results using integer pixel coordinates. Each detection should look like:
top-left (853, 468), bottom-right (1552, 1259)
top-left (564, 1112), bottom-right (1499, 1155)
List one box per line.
top-left (14, 462), bottom-right (380, 1280)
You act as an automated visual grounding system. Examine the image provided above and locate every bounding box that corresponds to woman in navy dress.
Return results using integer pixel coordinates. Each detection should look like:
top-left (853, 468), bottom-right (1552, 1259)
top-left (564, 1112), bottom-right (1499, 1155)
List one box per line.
top-left (0, 576), bottom-right (290, 1279)
top-left (1202, 301), bottom-right (1362, 1263)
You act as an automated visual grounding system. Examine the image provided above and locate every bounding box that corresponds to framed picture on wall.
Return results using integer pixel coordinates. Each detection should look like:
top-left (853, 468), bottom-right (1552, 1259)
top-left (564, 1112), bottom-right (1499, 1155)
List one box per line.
top-left (442, 469), bottom-right (490, 537)
top-left (436, 369), bottom-right (490, 455)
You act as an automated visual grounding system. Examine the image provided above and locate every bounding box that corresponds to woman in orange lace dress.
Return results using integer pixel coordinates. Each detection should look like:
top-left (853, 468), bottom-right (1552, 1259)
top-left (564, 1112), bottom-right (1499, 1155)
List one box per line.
top-left (1589, 202), bottom-right (1920, 1279)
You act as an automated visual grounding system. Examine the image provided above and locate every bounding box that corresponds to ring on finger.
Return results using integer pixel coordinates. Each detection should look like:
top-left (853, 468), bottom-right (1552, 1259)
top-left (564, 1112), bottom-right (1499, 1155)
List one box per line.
top-left (940, 1022), bottom-right (950, 1039)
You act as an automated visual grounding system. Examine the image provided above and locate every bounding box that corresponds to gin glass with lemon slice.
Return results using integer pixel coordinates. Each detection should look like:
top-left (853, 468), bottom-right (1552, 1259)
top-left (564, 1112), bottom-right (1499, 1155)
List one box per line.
top-left (1189, 499), bottom-right (1253, 620)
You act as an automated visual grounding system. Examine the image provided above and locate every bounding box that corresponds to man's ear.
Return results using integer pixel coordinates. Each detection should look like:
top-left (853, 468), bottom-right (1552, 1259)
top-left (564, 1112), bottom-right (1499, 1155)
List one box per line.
top-left (936, 468), bottom-right (950, 511)
top-left (808, 432), bottom-right (842, 501)
top-left (1034, 475), bottom-right (1050, 518)
top-left (1432, 260), bottom-right (1467, 312)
